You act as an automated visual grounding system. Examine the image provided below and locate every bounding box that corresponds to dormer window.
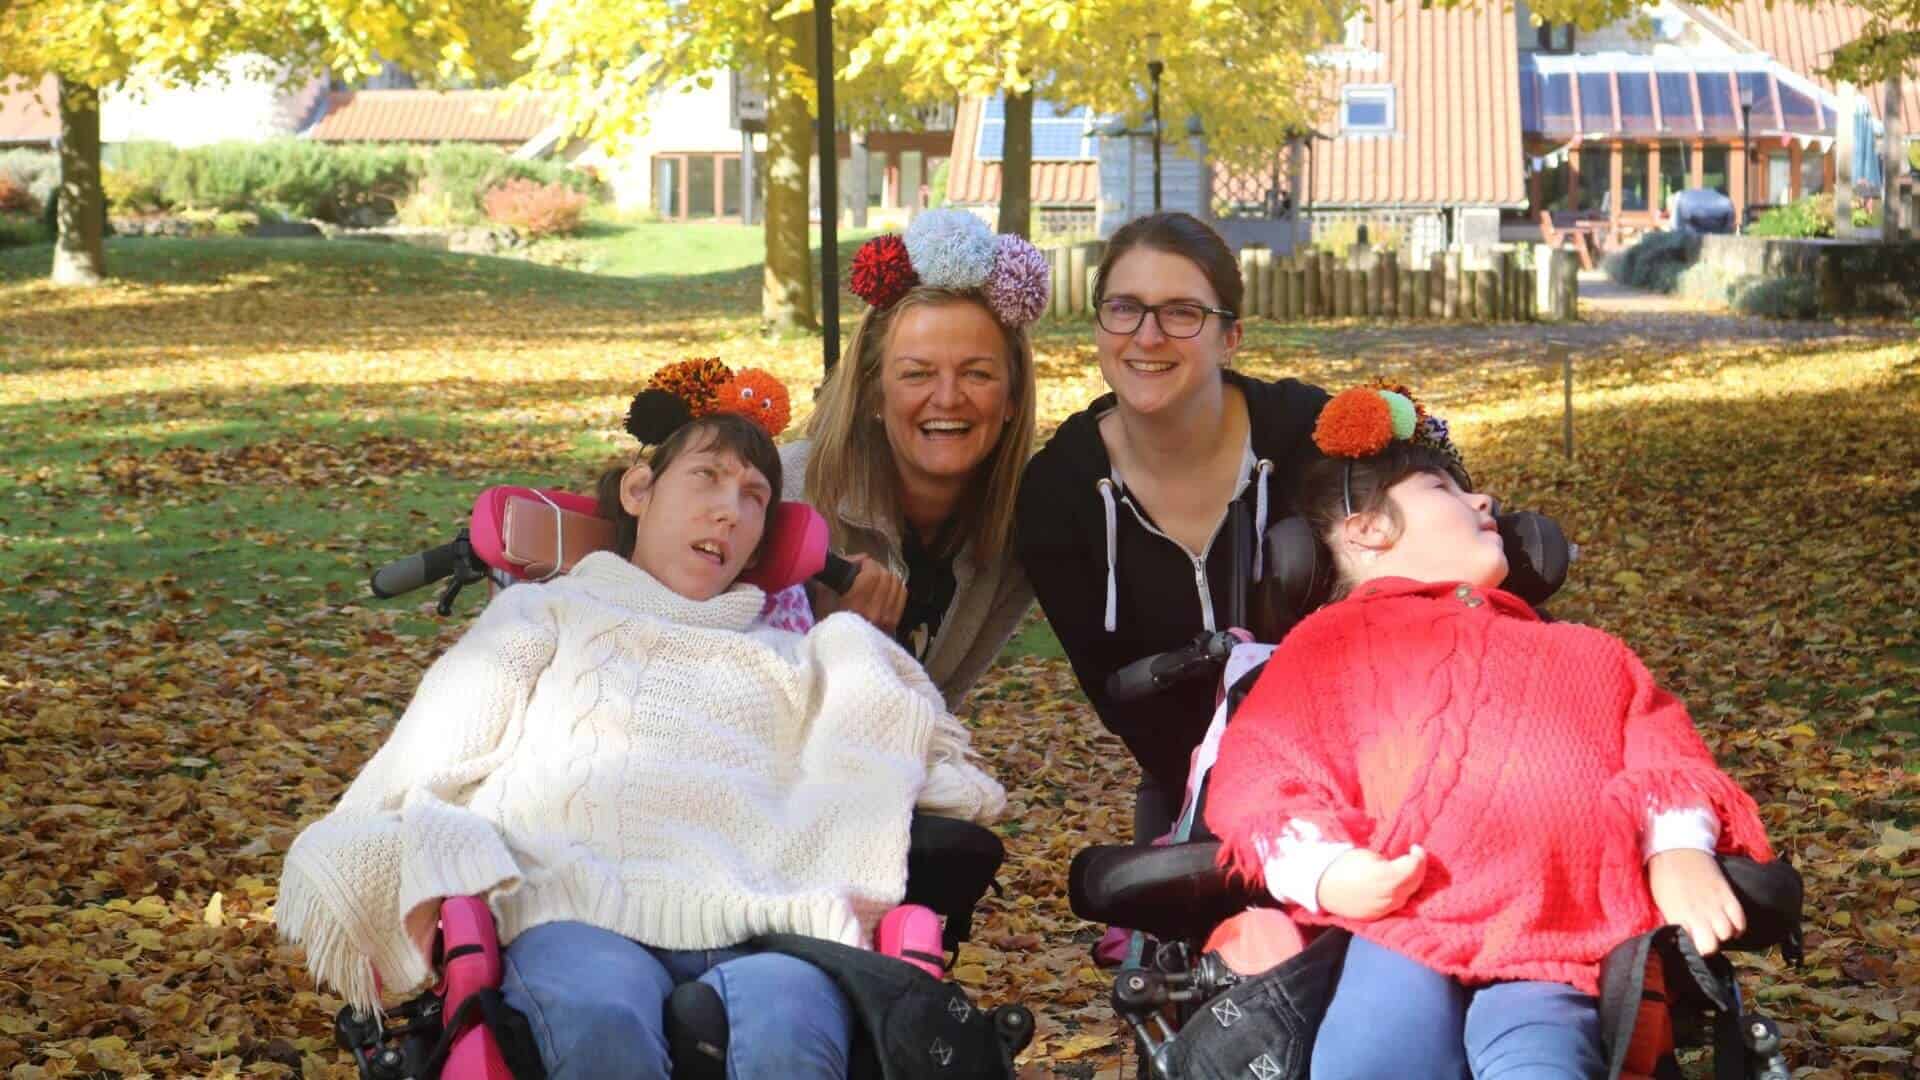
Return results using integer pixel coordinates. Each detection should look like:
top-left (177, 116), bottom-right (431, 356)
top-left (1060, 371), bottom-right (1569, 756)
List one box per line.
top-left (1341, 85), bottom-right (1395, 133)
top-left (1536, 21), bottom-right (1576, 53)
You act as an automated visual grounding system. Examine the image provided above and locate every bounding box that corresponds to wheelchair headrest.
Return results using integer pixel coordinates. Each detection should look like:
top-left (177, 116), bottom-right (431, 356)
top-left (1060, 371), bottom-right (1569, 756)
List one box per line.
top-left (1251, 509), bottom-right (1573, 640)
top-left (468, 485), bottom-right (834, 593)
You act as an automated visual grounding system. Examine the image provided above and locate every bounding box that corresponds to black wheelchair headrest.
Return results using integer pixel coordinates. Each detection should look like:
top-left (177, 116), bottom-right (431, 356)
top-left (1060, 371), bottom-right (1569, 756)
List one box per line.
top-left (1252, 509), bottom-right (1574, 641)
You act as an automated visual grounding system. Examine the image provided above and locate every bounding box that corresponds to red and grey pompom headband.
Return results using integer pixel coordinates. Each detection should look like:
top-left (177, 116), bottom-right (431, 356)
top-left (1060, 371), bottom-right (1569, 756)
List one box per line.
top-left (625, 357), bottom-right (792, 445)
top-left (849, 209), bottom-right (1051, 328)
top-left (1313, 380), bottom-right (1468, 513)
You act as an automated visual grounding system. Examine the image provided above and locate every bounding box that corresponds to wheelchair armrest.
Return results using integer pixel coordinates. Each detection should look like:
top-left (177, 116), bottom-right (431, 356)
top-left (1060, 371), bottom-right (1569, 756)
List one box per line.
top-left (1719, 855), bottom-right (1804, 961)
top-left (1068, 841), bottom-right (1265, 944)
top-left (904, 814), bottom-right (1004, 949)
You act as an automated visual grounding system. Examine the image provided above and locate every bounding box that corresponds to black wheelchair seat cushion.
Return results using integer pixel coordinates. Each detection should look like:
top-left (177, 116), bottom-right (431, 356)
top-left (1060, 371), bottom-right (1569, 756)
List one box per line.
top-left (1168, 929), bottom-right (1350, 1080)
top-left (1068, 841), bottom-right (1265, 943)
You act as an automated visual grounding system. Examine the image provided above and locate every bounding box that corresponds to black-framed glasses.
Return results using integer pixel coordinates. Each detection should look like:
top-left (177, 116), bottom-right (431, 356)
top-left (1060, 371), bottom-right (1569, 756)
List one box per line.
top-left (1095, 298), bottom-right (1238, 339)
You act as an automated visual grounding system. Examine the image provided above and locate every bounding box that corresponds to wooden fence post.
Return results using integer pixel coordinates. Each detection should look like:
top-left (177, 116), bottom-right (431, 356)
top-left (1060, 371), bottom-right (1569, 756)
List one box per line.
top-left (1411, 269), bottom-right (1429, 319)
top-left (1475, 268), bottom-right (1499, 321)
top-left (1442, 251), bottom-right (1460, 319)
top-left (1382, 253), bottom-right (1400, 318)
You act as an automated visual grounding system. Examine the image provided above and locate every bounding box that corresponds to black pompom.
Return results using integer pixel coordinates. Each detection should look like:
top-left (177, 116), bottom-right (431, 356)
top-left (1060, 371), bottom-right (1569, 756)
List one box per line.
top-left (625, 389), bottom-right (692, 444)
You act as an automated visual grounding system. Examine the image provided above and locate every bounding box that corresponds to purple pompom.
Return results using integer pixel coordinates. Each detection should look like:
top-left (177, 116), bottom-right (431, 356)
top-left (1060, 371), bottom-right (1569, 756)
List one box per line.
top-left (983, 234), bottom-right (1051, 327)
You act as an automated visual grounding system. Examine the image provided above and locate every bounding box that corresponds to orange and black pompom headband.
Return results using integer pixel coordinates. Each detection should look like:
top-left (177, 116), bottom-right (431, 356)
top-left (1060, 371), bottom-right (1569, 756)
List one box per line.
top-left (625, 357), bottom-right (792, 445)
top-left (1312, 380), bottom-right (1467, 514)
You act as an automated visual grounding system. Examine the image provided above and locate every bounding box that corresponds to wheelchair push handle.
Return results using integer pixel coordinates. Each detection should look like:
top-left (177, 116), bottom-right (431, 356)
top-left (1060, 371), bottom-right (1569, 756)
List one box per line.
top-left (814, 551), bottom-right (859, 595)
top-left (1107, 631), bottom-right (1241, 704)
top-left (370, 537), bottom-right (472, 599)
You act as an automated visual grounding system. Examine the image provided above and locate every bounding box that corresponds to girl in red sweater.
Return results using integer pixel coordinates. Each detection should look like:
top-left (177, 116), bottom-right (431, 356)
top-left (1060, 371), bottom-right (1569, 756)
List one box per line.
top-left (1204, 384), bottom-right (1774, 1079)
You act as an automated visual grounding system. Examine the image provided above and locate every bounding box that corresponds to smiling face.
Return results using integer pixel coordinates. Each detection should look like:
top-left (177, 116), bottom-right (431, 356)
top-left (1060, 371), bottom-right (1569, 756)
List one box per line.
top-left (878, 299), bottom-right (1014, 497)
top-left (1363, 470), bottom-right (1508, 588)
top-left (621, 437), bottom-right (773, 601)
top-left (1094, 246), bottom-right (1242, 417)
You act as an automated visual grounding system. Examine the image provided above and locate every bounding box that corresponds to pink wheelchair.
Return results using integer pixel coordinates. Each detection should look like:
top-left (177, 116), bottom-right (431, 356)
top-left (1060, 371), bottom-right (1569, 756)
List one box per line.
top-left (331, 486), bottom-right (1034, 1080)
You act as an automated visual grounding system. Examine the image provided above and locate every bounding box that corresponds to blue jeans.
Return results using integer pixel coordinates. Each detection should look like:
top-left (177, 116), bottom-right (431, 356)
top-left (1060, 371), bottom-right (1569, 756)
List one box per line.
top-left (499, 921), bottom-right (855, 1080)
top-left (1311, 937), bottom-right (1605, 1079)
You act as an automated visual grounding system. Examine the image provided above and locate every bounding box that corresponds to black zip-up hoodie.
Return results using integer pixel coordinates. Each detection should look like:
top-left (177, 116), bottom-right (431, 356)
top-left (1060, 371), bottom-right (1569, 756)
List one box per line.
top-left (1015, 370), bottom-right (1328, 801)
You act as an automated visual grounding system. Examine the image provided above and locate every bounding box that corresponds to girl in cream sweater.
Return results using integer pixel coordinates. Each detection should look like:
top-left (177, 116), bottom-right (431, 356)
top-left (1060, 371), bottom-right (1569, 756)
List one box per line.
top-left (278, 413), bottom-right (1005, 1080)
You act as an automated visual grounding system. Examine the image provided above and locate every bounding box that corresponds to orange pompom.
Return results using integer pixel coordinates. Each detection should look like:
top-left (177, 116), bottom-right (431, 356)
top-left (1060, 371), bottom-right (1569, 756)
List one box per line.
top-left (711, 368), bottom-right (792, 438)
top-left (647, 356), bottom-right (733, 417)
top-left (1314, 387), bottom-right (1395, 458)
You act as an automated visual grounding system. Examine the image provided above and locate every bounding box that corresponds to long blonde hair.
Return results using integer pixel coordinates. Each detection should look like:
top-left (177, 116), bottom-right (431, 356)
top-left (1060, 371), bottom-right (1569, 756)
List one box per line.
top-left (804, 287), bottom-right (1036, 560)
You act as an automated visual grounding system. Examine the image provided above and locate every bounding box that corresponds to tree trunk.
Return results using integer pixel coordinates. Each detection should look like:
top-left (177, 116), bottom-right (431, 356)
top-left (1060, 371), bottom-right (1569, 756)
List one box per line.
top-left (1883, 74), bottom-right (1904, 242)
top-left (997, 89), bottom-right (1033, 239)
top-left (53, 78), bottom-right (105, 288)
top-left (761, 15), bottom-right (818, 332)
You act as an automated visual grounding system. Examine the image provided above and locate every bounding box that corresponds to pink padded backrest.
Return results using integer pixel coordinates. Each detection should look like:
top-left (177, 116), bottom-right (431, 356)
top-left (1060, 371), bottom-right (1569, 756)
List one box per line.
top-left (467, 486), bottom-right (831, 592)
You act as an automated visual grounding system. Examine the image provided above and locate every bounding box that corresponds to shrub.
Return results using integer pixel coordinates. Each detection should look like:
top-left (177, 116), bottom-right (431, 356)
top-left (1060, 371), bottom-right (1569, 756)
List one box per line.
top-left (1605, 230), bottom-right (1698, 293)
top-left (0, 211), bottom-right (50, 249)
top-left (0, 149), bottom-right (58, 209)
top-left (0, 173), bottom-right (33, 214)
top-left (103, 168), bottom-right (167, 214)
top-left (1729, 274), bottom-right (1819, 319)
top-left (1748, 194), bottom-right (1880, 239)
top-left (482, 178), bottom-right (588, 237)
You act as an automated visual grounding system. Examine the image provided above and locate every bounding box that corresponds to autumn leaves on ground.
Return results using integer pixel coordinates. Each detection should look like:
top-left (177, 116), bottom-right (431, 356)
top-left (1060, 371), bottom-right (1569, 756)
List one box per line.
top-left (1, 238), bottom-right (1916, 1079)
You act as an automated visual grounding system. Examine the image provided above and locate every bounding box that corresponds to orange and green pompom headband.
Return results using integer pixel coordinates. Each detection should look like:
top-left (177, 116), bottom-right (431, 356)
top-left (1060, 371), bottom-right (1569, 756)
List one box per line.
top-left (1313, 380), bottom-right (1468, 512)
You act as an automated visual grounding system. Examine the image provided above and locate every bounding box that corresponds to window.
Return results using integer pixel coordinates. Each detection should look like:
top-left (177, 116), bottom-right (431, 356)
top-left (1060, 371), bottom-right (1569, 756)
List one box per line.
top-left (1578, 73), bottom-right (1614, 133)
top-left (1341, 86), bottom-right (1394, 133)
top-left (1535, 157), bottom-right (1573, 212)
top-left (1618, 74), bottom-right (1656, 136)
top-left (1702, 146), bottom-right (1729, 196)
top-left (976, 96), bottom-right (1097, 161)
top-left (867, 149), bottom-right (886, 208)
top-left (723, 157), bottom-right (742, 217)
top-left (1622, 146), bottom-right (1650, 211)
top-left (656, 158), bottom-right (680, 218)
top-left (1536, 22), bottom-right (1576, 53)
top-left (1577, 146), bottom-right (1611, 212)
top-left (1659, 142), bottom-right (1690, 209)
top-left (899, 150), bottom-right (925, 210)
top-left (688, 156), bottom-right (717, 217)
top-left (1657, 74), bottom-right (1698, 135)
top-left (1766, 151), bottom-right (1791, 205)
top-left (1799, 150), bottom-right (1826, 195)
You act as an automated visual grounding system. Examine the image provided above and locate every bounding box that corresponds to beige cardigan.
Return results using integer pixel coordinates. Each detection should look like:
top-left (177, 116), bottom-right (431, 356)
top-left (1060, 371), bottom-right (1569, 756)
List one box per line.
top-left (782, 440), bottom-right (1033, 711)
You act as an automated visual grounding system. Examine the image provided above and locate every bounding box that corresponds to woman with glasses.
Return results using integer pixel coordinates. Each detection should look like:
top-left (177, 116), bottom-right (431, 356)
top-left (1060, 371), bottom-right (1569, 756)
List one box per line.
top-left (1015, 211), bottom-right (1328, 844)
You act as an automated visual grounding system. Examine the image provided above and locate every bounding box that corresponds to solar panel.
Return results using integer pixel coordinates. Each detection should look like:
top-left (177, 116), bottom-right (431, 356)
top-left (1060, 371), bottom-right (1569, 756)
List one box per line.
top-left (1618, 73), bottom-right (1656, 134)
top-left (974, 94), bottom-right (1095, 161)
top-left (1541, 73), bottom-right (1575, 135)
top-left (1578, 73), bottom-right (1613, 132)
top-left (1658, 73), bottom-right (1697, 134)
top-left (1698, 73), bottom-right (1738, 134)
top-left (1777, 83), bottom-right (1823, 133)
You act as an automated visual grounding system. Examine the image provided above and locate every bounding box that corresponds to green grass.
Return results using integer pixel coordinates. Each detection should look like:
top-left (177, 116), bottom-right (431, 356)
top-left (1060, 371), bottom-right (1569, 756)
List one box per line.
top-left (531, 213), bottom-right (879, 278)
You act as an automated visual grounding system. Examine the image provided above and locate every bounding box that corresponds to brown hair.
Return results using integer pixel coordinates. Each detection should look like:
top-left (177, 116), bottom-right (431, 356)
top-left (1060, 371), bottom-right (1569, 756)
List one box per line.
top-left (1298, 444), bottom-right (1472, 599)
top-left (1093, 211), bottom-right (1244, 316)
top-left (595, 413), bottom-right (785, 562)
top-left (803, 286), bottom-right (1036, 560)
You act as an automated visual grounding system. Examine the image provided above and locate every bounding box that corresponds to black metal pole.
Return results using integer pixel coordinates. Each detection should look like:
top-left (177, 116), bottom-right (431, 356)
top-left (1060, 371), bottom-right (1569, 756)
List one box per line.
top-left (1149, 61), bottom-right (1164, 211)
top-left (1739, 106), bottom-right (1750, 233)
top-left (815, 0), bottom-right (840, 374)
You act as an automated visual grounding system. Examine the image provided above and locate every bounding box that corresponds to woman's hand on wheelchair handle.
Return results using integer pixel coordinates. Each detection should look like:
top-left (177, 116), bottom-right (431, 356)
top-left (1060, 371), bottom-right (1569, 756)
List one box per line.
top-left (1648, 847), bottom-right (1745, 956)
top-left (839, 555), bottom-right (908, 637)
top-left (1317, 846), bottom-right (1428, 920)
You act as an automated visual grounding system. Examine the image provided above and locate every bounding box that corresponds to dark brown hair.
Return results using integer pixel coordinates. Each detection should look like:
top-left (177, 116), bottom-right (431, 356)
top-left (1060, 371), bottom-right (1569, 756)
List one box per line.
top-left (596, 413), bottom-right (784, 562)
top-left (1093, 211), bottom-right (1244, 317)
top-left (1299, 443), bottom-right (1472, 599)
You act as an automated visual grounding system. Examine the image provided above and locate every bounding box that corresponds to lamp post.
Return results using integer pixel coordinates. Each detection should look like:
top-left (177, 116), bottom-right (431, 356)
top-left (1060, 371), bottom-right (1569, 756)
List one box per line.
top-left (1146, 32), bottom-right (1164, 211)
top-left (1737, 79), bottom-right (1754, 232)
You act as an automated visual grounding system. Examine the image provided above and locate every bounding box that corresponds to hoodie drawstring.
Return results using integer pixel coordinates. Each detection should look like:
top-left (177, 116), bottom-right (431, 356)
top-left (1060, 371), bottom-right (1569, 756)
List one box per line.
top-left (1251, 459), bottom-right (1274, 581)
top-left (1098, 477), bottom-right (1119, 632)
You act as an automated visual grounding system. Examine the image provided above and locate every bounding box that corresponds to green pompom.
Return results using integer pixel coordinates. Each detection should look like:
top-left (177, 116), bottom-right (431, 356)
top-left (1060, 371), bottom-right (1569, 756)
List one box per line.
top-left (1378, 391), bottom-right (1418, 440)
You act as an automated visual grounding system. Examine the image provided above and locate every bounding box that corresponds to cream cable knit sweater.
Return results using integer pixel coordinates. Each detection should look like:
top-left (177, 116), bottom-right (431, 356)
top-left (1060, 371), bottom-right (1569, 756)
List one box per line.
top-left (277, 552), bottom-right (1005, 1012)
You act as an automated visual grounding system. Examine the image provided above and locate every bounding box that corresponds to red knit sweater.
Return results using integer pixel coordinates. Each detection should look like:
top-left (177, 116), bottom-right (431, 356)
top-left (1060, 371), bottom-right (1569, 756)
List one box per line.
top-left (1204, 577), bottom-right (1773, 994)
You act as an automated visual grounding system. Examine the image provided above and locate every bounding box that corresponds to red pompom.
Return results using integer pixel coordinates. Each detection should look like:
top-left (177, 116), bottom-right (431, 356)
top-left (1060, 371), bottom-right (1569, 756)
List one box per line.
top-left (850, 234), bottom-right (919, 310)
top-left (711, 369), bottom-right (792, 438)
top-left (1313, 388), bottom-right (1395, 458)
top-left (647, 357), bottom-right (733, 417)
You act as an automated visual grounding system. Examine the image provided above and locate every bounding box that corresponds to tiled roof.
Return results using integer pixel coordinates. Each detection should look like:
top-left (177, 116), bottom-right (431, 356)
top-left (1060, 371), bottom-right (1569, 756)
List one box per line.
top-left (944, 96), bottom-right (1100, 207)
top-left (1711, 0), bottom-right (1919, 128)
top-left (1307, 0), bottom-right (1526, 208)
top-left (0, 75), bottom-right (59, 145)
top-left (306, 90), bottom-right (554, 144)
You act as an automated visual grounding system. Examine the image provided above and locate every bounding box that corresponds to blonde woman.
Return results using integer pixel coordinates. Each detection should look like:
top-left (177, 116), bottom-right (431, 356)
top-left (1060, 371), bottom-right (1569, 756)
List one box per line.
top-left (782, 211), bottom-right (1046, 711)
